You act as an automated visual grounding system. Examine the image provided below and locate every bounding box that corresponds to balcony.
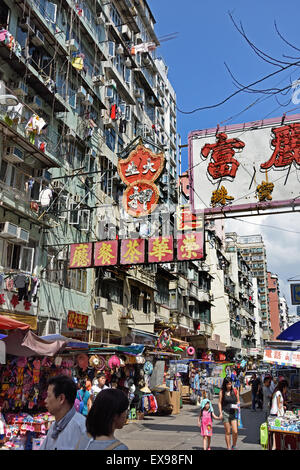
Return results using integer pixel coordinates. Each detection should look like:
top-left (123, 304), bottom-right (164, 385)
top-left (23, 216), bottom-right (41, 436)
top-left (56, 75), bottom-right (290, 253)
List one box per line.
top-left (0, 43), bottom-right (66, 114)
top-left (104, 59), bottom-right (136, 105)
top-left (0, 104), bottom-right (61, 168)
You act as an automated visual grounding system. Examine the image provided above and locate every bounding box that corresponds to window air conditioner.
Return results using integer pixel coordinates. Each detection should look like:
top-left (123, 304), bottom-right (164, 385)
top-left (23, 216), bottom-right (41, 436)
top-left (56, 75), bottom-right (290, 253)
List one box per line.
top-left (73, 195), bottom-right (81, 203)
top-left (5, 146), bottom-right (25, 163)
top-left (122, 25), bottom-right (132, 41)
top-left (106, 79), bottom-right (117, 89)
top-left (147, 96), bottom-right (155, 105)
top-left (96, 12), bottom-right (106, 25)
top-left (0, 221), bottom-right (19, 239)
top-left (76, 86), bottom-right (87, 99)
top-left (92, 75), bottom-right (105, 86)
top-left (82, 94), bottom-right (93, 106)
top-left (133, 87), bottom-right (142, 98)
top-left (13, 81), bottom-right (28, 97)
top-left (135, 33), bottom-right (142, 44)
top-left (57, 246), bottom-right (68, 260)
top-left (52, 180), bottom-right (65, 190)
top-left (65, 129), bottom-right (76, 141)
top-left (16, 227), bottom-right (30, 243)
top-left (103, 117), bottom-right (114, 128)
top-left (32, 30), bottom-right (45, 47)
top-left (95, 297), bottom-right (108, 311)
top-left (20, 17), bottom-right (35, 35)
top-left (65, 39), bottom-right (79, 52)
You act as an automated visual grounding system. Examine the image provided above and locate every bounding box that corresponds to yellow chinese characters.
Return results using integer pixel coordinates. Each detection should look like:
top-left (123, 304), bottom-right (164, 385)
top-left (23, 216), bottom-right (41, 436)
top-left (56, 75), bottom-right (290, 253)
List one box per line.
top-left (123, 240), bottom-right (142, 263)
top-left (150, 238), bottom-right (172, 262)
top-left (97, 243), bottom-right (116, 265)
top-left (180, 234), bottom-right (200, 259)
top-left (70, 244), bottom-right (90, 267)
top-left (211, 186), bottom-right (234, 207)
top-left (256, 181), bottom-right (274, 202)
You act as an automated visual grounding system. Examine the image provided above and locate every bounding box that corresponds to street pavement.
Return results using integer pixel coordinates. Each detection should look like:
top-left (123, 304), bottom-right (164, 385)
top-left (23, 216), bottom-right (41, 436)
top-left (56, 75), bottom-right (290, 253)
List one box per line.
top-left (116, 398), bottom-right (265, 451)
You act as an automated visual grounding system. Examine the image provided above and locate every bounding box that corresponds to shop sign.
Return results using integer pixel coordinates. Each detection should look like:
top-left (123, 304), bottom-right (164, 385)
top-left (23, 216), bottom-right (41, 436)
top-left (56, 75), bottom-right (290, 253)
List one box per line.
top-left (176, 205), bottom-right (204, 231)
top-left (67, 310), bottom-right (89, 330)
top-left (69, 232), bottom-right (203, 268)
top-left (263, 348), bottom-right (300, 367)
top-left (69, 243), bottom-right (93, 268)
top-left (189, 114), bottom-right (300, 215)
top-left (120, 238), bottom-right (145, 265)
top-left (94, 241), bottom-right (118, 266)
top-left (118, 143), bottom-right (165, 218)
top-left (148, 236), bottom-right (173, 263)
top-left (290, 283), bottom-right (300, 305)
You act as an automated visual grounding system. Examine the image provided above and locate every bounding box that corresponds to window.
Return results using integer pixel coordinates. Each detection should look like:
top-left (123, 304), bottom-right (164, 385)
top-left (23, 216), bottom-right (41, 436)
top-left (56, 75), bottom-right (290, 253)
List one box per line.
top-left (131, 285), bottom-right (140, 310)
top-left (0, 0), bottom-right (10, 28)
top-left (68, 201), bottom-right (80, 225)
top-left (45, 248), bottom-right (66, 284)
top-left (143, 291), bottom-right (151, 314)
top-left (105, 127), bottom-right (116, 151)
top-left (66, 268), bottom-right (87, 293)
top-left (1, 240), bottom-right (35, 273)
top-left (155, 278), bottom-right (169, 306)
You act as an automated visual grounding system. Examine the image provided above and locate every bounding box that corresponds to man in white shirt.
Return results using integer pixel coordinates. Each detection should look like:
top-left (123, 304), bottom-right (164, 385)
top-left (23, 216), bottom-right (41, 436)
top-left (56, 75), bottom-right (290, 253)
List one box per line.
top-left (91, 372), bottom-right (109, 401)
top-left (40, 375), bottom-right (86, 450)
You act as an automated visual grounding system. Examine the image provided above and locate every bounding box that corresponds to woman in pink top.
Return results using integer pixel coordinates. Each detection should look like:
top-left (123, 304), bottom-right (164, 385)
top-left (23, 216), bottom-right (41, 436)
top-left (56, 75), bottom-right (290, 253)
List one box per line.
top-left (197, 399), bottom-right (221, 450)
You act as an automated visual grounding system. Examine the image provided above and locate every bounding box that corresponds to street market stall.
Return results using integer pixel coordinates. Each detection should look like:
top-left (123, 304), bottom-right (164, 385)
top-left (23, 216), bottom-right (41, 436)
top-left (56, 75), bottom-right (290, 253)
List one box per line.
top-left (263, 345), bottom-right (300, 450)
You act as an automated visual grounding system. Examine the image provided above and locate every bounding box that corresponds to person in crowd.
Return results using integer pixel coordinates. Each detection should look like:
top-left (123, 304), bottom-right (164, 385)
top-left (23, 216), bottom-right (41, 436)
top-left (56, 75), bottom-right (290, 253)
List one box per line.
top-left (269, 380), bottom-right (289, 450)
top-left (91, 372), bottom-right (109, 401)
top-left (239, 370), bottom-right (245, 392)
top-left (262, 376), bottom-right (272, 420)
top-left (249, 373), bottom-right (261, 412)
top-left (218, 377), bottom-right (240, 450)
top-left (74, 389), bottom-right (129, 450)
top-left (40, 375), bottom-right (86, 450)
top-left (76, 379), bottom-right (92, 417)
top-left (269, 376), bottom-right (277, 394)
top-left (197, 398), bottom-right (221, 450)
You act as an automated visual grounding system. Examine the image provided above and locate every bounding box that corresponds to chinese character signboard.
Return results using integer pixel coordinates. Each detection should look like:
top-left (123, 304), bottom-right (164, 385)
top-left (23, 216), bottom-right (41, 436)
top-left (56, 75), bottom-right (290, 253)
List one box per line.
top-left (189, 114), bottom-right (300, 215)
top-left (263, 348), bottom-right (300, 368)
top-left (148, 236), bottom-right (174, 263)
top-left (118, 143), bottom-right (164, 217)
top-left (177, 232), bottom-right (203, 261)
top-left (176, 205), bottom-right (204, 231)
top-left (120, 239), bottom-right (145, 265)
top-left (290, 283), bottom-right (300, 305)
top-left (94, 241), bottom-right (118, 266)
top-left (67, 310), bottom-right (89, 330)
top-left (69, 243), bottom-right (92, 268)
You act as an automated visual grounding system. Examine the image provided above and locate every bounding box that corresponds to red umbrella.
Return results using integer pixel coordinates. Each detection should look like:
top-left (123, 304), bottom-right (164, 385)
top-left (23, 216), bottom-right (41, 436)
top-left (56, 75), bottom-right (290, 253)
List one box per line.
top-left (0, 314), bottom-right (30, 331)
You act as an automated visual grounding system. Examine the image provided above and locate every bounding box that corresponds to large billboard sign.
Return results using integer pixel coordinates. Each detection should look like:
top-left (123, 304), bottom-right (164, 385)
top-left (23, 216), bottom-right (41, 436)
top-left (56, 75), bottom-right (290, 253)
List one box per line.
top-left (189, 114), bottom-right (300, 215)
top-left (290, 283), bottom-right (300, 305)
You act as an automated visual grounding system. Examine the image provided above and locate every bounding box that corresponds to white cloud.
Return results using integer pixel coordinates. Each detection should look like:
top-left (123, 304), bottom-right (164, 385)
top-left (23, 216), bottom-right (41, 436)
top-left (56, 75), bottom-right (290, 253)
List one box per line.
top-left (225, 212), bottom-right (300, 315)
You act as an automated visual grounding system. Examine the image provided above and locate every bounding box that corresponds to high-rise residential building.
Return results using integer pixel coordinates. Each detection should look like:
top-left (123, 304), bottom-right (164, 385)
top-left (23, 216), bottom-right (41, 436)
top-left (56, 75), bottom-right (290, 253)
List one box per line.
top-left (267, 272), bottom-right (281, 340)
top-left (237, 234), bottom-right (271, 342)
top-left (0, 0), bottom-right (178, 343)
top-left (279, 297), bottom-right (289, 332)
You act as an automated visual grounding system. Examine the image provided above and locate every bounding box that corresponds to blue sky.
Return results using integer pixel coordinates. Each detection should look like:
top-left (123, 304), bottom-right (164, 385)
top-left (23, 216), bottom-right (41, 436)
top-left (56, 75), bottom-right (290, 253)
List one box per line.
top-left (150, 0), bottom-right (300, 170)
top-left (149, 0), bottom-right (300, 317)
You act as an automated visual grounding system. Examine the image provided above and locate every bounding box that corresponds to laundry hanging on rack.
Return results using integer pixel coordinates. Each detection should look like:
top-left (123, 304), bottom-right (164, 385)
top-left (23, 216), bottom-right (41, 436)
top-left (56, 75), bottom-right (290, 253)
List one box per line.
top-left (110, 104), bottom-right (117, 120)
top-left (119, 119), bottom-right (127, 134)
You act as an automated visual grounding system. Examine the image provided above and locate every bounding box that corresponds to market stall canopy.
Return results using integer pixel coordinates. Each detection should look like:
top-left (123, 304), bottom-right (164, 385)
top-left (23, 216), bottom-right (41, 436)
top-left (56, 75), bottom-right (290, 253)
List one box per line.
top-left (88, 344), bottom-right (145, 356)
top-left (40, 334), bottom-right (88, 349)
top-left (0, 314), bottom-right (30, 331)
top-left (2, 329), bottom-right (69, 357)
top-left (263, 347), bottom-right (300, 368)
top-left (277, 321), bottom-right (300, 341)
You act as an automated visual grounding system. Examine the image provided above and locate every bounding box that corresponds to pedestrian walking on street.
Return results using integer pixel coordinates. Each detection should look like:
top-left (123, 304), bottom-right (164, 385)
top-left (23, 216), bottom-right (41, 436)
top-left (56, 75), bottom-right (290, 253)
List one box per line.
top-left (197, 398), bottom-right (221, 450)
top-left (91, 372), bottom-right (109, 402)
top-left (74, 388), bottom-right (129, 450)
top-left (40, 375), bottom-right (86, 450)
top-left (269, 380), bottom-right (288, 450)
top-left (249, 373), bottom-right (261, 412)
top-left (218, 377), bottom-right (240, 450)
top-left (75, 379), bottom-right (92, 417)
top-left (262, 376), bottom-right (272, 421)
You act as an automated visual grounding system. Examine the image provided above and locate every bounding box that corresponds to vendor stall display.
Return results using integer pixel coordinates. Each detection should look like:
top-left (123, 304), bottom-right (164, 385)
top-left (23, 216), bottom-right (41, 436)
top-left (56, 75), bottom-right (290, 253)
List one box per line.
top-left (267, 412), bottom-right (300, 450)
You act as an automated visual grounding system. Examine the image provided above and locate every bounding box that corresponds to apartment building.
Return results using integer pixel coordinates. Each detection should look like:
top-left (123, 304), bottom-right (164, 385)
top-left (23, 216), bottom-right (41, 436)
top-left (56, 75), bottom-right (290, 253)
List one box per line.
top-left (267, 272), bottom-right (281, 340)
top-left (237, 234), bottom-right (271, 342)
top-left (279, 296), bottom-right (289, 332)
top-left (0, 0), bottom-right (178, 343)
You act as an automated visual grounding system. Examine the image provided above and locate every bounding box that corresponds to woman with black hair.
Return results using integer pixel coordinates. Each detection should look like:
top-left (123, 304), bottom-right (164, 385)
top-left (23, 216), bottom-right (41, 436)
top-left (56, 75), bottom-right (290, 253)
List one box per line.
top-left (218, 377), bottom-right (240, 450)
top-left (74, 388), bottom-right (129, 450)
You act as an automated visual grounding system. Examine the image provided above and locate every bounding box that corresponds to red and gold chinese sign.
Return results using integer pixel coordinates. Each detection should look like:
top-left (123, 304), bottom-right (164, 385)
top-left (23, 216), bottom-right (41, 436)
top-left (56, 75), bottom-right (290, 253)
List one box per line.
top-left (118, 143), bottom-right (165, 217)
top-left (189, 114), bottom-right (300, 214)
top-left (94, 241), bottom-right (118, 266)
top-left (69, 243), bottom-right (92, 268)
top-left (67, 310), bottom-right (89, 330)
top-left (69, 232), bottom-right (203, 268)
top-left (176, 205), bottom-right (204, 231)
